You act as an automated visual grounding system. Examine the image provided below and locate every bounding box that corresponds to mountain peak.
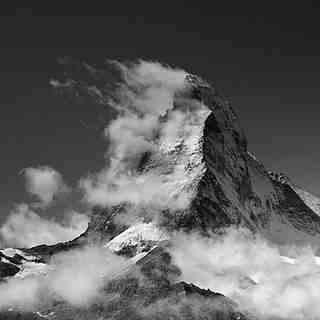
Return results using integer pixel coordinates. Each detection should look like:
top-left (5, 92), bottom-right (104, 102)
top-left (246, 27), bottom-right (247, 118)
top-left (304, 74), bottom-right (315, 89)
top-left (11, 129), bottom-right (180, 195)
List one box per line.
top-left (3, 60), bottom-right (320, 319)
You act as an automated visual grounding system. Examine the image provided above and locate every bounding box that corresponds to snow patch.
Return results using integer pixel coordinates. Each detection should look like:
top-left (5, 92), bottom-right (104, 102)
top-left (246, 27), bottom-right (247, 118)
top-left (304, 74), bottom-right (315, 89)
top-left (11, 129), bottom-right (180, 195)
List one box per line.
top-left (0, 248), bottom-right (49, 279)
top-left (106, 223), bottom-right (168, 253)
top-left (1, 248), bottom-right (26, 258)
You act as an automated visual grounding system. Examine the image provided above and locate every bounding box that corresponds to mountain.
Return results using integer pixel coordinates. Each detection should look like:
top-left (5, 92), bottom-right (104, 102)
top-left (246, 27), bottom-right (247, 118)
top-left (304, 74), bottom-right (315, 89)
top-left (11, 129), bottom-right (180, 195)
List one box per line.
top-left (85, 70), bottom-right (320, 249)
top-left (1, 61), bottom-right (320, 319)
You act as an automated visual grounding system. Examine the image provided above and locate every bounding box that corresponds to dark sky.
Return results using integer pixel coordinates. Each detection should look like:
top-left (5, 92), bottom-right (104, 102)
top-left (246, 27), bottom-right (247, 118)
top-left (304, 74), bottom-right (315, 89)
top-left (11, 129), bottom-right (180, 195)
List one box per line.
top-left (1, 2), bottom-right (320, 215)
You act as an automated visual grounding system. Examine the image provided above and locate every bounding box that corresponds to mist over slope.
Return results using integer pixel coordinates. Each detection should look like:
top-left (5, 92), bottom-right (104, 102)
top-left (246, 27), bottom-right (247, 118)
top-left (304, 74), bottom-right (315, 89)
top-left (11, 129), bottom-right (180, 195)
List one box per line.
top-left (1, 59), bottom-right (320, 319)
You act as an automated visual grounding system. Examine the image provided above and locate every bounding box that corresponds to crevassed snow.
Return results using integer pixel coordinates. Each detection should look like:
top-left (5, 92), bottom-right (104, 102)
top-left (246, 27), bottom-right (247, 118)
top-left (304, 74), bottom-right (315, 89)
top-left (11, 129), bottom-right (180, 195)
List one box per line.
top-left (105, 223), bottom-right (168, 252)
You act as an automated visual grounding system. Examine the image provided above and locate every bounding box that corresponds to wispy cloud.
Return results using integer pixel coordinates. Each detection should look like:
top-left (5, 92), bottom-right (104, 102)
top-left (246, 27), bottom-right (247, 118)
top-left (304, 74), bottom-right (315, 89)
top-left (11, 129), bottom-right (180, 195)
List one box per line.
top-left (22, 166), bottom-right (70, 207)
top-left (80, 60), bottom-right (209, 222)
top-left (0, 204), bottom-right (88, 247)
top-left (0, 245), bottom-right (127, 310)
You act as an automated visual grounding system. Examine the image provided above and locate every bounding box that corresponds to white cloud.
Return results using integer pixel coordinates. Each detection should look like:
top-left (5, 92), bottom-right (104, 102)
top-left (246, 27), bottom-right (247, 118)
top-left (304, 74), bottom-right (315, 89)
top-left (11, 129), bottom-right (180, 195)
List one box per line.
top-left (80, 60), bottom-right (209, 219)
top-left (0, 276), bottom-right (42, 311)
top-left (0, 204), bottom-right (88, 248)
top-left (109, 60), bottom-right (188, 115)
top-left (169, 228), bottom-right (320, 319)
top-left (0, 245), bottom-right (127, 310)
top-left (23, 166), bottom-right (70, 206)
top-left (47, 245), bottom-right (125, 306)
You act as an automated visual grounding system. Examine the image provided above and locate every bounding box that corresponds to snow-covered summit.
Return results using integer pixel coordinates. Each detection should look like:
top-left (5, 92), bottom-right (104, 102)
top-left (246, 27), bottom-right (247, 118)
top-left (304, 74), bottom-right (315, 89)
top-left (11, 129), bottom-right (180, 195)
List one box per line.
top-left (105, 222), bottom-right (168, 255)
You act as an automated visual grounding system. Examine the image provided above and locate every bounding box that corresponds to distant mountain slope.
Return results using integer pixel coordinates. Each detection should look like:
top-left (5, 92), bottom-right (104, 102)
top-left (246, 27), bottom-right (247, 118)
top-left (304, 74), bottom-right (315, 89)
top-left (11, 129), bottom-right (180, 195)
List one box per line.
top-left (292, 185), bottom-right (320, 217)
top-left (83, 70), bottom-right (320, 249)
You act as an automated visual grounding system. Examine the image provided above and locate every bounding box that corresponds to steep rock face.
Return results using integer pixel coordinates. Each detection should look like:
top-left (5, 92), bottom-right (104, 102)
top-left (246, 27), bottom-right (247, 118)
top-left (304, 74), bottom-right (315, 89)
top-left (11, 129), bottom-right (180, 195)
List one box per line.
top-left (85, 73), bottom-right (320, 249)
top-left (189, 80), bottom-right (320, 246)
top-left (85, 76), bottom-right (250, 235)
top-left (181, 83), bottom-right (253, 231)
top-left (50, 59), bottom-right (320, 246)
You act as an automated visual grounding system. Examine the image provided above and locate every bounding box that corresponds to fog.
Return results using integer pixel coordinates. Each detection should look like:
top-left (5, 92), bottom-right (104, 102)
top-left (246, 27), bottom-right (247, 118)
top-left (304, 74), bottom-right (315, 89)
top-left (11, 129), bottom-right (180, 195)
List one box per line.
top-left (170, 228), bottom-right (320, 319)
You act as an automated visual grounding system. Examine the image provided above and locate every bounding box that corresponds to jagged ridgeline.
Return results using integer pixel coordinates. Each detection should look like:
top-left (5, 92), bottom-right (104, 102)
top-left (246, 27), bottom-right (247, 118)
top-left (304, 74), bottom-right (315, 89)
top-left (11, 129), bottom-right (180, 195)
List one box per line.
top-left (52, 58), bottom-right (320, 247)
top-left (2, 59), bottom-right (320, 320)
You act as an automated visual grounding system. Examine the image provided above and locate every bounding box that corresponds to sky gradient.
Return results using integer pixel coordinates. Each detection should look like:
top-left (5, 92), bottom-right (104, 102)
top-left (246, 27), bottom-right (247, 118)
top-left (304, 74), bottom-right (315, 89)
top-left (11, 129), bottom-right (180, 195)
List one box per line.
top-left (1, 2), bottom-right (320, 217)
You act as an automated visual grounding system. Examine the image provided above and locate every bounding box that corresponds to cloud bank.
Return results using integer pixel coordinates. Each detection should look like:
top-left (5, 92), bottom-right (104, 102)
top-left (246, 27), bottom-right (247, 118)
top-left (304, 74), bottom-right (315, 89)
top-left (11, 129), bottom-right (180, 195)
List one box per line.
top-left (0, 245), bottom-right (127, 310)
top-left (170, 228), bottom-right (320, 319)
top-left (0, 204), bottom-right (88, 247)
top-left (5, 59), bottom-right (320, 319)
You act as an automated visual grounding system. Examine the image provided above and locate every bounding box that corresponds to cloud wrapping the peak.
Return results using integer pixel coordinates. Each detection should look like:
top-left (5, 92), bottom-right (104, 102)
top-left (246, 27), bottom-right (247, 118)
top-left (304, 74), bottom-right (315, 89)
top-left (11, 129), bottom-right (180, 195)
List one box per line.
top-left (23, 166), bottom-right (70, 206)
top-left (110, 60), bottom-right (188, 115)
top-left (80, 60), bottom-right (210, 217)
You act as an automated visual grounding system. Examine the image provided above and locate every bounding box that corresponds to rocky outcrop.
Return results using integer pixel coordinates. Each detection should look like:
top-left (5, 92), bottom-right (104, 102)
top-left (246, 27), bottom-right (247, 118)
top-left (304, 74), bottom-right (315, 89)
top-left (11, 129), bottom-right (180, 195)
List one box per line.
top-left (191, 80), bottom-right (320, 247)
